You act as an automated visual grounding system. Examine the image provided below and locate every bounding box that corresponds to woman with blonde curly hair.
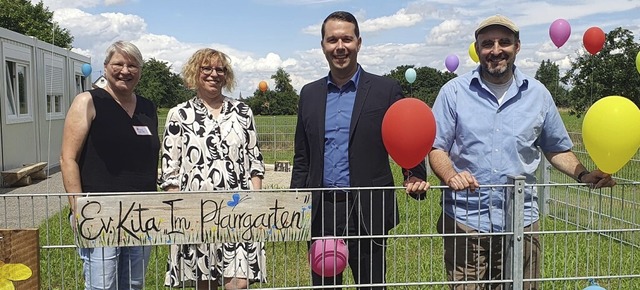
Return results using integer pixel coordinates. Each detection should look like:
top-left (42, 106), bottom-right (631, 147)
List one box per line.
top-left (159, 48), bottom-right (266, 289)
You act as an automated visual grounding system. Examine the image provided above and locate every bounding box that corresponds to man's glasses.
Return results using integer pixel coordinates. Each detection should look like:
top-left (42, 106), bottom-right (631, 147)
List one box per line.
top-left (109, 63), bottom-right (139, 73)
top-left (200, 66), bottom-right (226, 76)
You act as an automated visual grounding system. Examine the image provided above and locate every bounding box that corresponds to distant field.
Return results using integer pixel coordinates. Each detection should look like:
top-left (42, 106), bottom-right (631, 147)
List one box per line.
top-left (558, 108), bottom-right (584, 132)
top-left (158, 109), bottom-right (587, 164)
top-left (157, 110), bottom-right (297, 164)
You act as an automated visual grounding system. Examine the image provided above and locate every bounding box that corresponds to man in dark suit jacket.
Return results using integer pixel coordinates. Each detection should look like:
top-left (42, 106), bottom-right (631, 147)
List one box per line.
top-left (290, 11), bottom-right (429, 289)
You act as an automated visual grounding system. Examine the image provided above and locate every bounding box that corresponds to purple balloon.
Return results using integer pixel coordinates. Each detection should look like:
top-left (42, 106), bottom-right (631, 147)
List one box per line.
top-left (444, 54), bottom-right (459, 73)
top-left (549, 19), bottom-right (571, 48)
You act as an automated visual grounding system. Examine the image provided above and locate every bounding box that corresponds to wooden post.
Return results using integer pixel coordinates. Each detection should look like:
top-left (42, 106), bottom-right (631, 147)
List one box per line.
top-left (12, 175), bottom-right (32, 187)
top-left (1, 162), bottom-right (47, 187)
top-left (30, 169), bottom-right (47, 180)
top-left (275, 160), bottom-right (290, 172)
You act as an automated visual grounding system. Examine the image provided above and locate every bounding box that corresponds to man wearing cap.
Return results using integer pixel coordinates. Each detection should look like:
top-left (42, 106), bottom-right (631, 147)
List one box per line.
top-left (428, 14), bottom-right (615, 289)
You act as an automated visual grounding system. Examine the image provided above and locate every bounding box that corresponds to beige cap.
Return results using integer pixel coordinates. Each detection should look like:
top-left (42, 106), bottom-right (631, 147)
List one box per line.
top-left (475, 14), bottom-right (519, 39)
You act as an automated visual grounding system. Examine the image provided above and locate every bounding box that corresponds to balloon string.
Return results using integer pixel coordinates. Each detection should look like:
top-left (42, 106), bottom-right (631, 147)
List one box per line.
top-left (554, 59), bottom-right (559, 114)
top-left (44, 22), bottom-right (57, 194)
top-left (589, 56), bottom-right (594, 107)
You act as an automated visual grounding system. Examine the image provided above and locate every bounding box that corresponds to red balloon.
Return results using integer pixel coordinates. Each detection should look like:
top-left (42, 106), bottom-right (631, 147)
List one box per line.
top-left (382, 98), bottom-right (436, 168)
top-left (583, 27), bottom-right (605, 55)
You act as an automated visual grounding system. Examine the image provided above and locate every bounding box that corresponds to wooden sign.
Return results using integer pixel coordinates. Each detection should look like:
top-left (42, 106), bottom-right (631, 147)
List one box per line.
top-left (0, 229), bottom-right (40, 289)
top-left (75, 191), bottom-right (312, 248)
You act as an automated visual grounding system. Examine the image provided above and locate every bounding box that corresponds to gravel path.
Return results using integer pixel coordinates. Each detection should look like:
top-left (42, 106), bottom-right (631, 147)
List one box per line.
top-left (262, 163), bottom-right (292, 189)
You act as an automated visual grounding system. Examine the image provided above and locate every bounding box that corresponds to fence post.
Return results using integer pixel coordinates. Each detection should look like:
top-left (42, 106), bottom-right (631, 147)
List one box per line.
top-left (272, 115), bottom-right (276, 161)
top-left (538, 156), bottom-right (551, 216)
top-left (505, 175), bottom-right (525, 290)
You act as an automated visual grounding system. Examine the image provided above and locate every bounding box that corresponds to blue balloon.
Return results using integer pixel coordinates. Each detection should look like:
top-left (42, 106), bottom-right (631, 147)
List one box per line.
top-left (404, 68), bottom-right (417, 84)
top-left (583, 279), bottom-right (606, 290)
top-left (81, 63), bottom-right (92, 77)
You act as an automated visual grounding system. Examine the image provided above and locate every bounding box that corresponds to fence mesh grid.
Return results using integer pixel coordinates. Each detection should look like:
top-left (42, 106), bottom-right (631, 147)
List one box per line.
top-left (1, 125), bottom-right (639, 289)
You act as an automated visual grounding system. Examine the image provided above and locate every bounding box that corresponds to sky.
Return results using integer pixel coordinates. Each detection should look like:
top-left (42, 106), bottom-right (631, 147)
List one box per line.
top-left (34, 0), bottom-right (640, 98)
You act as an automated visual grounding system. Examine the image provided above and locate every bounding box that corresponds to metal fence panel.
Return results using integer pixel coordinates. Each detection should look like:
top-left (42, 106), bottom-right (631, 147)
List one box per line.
top-left (5, 127), bottom-right (639, 289)
top-left (2, 181), bottom-right (639, 289)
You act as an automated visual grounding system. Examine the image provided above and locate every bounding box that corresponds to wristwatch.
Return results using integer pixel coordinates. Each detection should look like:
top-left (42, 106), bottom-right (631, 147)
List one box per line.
top-left (576, 170), bottom-right (589, 183)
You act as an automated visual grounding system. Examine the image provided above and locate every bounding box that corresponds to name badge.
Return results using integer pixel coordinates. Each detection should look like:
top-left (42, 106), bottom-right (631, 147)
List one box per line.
top-left (133, 126), bottom-right (152, 136)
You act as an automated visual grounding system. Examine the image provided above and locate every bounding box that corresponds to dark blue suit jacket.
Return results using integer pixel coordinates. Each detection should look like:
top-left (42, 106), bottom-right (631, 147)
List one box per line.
top-left (290, 69), bottom-right (426, 235)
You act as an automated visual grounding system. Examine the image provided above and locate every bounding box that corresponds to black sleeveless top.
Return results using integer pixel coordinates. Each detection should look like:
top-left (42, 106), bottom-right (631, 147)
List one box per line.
top-left (78, 88), bottom-right (160, 193)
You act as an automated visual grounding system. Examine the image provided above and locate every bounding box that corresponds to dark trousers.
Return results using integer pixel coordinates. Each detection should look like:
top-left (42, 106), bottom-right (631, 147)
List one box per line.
top-left (311, 192), bottom-right (387, 289)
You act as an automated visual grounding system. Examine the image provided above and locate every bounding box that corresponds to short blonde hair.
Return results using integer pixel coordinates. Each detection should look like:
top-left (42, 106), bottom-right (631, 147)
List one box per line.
top-left (103, 40), bottom-right (143, 68)
top-left (181, 48), bottom-right (235, 92)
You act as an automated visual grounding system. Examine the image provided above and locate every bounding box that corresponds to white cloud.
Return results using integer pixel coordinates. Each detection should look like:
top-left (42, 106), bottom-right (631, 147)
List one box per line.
top-left (360, 9), bottom-right (423, 32)
top-left (228, 52), bottom-right (318, 96)
top-left (104, 0), bottom-right (128, 5)
top-left (302, 8), bottom-right (423, 36)
top-left (301, 24), bottom-right (321, 36)
top-left (53, 9), bottom-right (147, 45)
top-left (33, 0), bottom-right (132, 10)
top-left (70, 47), bottom-right (92, 58)
top-left (509, 1), bottom-right (640, 28)
top-left (427, 19), bottom-right (467, 45)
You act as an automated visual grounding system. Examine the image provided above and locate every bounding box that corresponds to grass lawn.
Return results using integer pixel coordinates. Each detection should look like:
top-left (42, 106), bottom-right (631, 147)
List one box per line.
top-left (37, 111), bottom-right (639, 289)
top-left (558, 108), bottom-right (584, 133)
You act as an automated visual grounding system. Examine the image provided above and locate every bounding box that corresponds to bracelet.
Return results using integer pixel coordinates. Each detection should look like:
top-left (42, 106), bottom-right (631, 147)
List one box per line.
top-left (576, 170), bottom-right (589, 183)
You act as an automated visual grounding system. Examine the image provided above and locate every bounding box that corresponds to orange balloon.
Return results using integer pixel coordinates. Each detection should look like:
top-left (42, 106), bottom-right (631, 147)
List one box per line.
top-left (258, 81), bottom-right (268, 92)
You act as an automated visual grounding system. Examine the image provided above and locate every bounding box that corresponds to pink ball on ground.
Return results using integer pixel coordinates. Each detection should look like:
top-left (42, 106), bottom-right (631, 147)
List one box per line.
top-left (308, 237), bottom-right (349, 277)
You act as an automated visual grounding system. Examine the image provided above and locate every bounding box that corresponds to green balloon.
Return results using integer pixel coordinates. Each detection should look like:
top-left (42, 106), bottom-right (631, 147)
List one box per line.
top-left (404, 68), bottom-right (416, 84)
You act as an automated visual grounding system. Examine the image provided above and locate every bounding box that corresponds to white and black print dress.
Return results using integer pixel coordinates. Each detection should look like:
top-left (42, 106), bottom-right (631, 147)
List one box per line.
top-left (159, 96), bottom-right (266, 287)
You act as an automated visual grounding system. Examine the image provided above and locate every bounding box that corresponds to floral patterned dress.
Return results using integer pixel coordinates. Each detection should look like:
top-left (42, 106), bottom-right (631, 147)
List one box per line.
top-left (159, 96), bottom-right (266, 287)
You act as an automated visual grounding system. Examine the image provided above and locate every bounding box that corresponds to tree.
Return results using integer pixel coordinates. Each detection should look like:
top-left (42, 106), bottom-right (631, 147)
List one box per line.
top-left (244, 67), bottom-right (299, 115)
top-left (385, 65), bottom-right (456, 106)
top-left (0, 0), bottom-right (73, 48)
top-left (243, 91), bottom-right (266, 115)
top-left (273, 68), bottom-right (295, 93)
top-left (535, 59), bottom-right (569, 107)
top-left (135, 58), bottom-right (192, 108)
top-left (561, 27), bottom-right (640, 116)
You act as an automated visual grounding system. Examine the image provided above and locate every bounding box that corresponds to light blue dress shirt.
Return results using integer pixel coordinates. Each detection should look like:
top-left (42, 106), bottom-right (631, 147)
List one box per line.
top-left (323, 67), bottom-right (361, 188)
top-left (431, 65), bottom-right (572, 232)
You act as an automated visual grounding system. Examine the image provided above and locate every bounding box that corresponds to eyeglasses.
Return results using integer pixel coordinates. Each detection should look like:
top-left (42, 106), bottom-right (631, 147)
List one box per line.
top-left (200, 66), bottom-right (226, 76)
top-left (109, 63), bottom-right (139, 73)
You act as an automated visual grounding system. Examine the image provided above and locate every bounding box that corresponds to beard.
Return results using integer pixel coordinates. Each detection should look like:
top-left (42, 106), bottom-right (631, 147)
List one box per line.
top-left (481, 55), bottom-right (513, 80)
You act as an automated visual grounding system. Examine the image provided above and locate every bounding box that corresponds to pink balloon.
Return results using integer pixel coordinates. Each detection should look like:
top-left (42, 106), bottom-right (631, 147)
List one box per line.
top-left (444, 54), bottom-right (459, 72)
top-left (549, 19), bottom-right (571, 48)
top-left (308, 238), bottom-right (348, 277)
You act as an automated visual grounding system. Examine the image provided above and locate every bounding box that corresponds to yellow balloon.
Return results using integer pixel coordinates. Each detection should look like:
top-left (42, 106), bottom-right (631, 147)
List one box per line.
top-left (582, 96), bottom-right (640, 174)
top-left (636, 50), bottom-right (640, 75)
top-left (468, 42), bottom-right (479, 63)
